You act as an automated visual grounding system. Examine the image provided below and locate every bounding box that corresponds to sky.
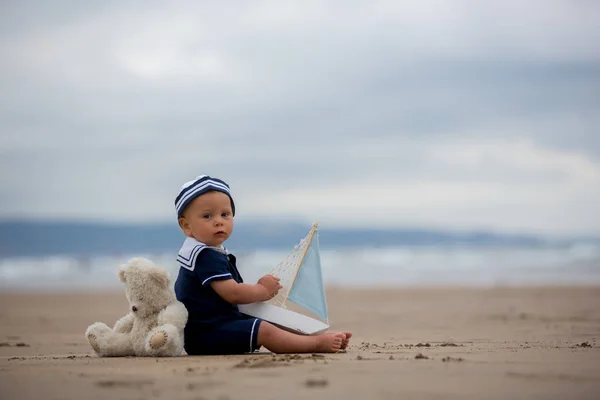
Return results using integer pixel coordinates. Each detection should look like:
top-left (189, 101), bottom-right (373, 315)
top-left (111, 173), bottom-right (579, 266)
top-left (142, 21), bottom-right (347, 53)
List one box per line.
top-left (1, 0), bottom-right (599, 237)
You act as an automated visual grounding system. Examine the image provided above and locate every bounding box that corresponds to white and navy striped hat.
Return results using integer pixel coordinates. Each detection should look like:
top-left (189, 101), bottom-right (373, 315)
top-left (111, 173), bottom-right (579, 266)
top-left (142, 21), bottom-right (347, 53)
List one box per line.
top-left (175, 175), bottom-right (235, 218)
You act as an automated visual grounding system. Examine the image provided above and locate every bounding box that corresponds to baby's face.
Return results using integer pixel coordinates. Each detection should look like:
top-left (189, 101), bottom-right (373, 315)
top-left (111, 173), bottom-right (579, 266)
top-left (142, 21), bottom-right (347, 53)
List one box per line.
top-left (179, 191), bottom-right (234, 247)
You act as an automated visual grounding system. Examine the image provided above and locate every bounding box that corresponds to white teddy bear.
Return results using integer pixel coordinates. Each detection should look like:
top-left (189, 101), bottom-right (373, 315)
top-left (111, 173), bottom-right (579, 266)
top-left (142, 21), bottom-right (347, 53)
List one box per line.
top-left (85, 257), bottom-right (188, 357)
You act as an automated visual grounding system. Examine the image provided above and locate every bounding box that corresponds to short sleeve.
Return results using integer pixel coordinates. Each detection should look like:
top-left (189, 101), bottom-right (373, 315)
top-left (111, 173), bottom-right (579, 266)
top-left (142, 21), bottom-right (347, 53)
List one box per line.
top-left (193, 248), bottom-right (233, 287)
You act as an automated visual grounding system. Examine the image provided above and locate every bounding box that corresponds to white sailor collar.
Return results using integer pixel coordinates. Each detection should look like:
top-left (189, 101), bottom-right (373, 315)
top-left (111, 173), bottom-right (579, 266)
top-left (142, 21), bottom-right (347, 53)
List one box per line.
top-left (176, 236), bottom-right (228, 271)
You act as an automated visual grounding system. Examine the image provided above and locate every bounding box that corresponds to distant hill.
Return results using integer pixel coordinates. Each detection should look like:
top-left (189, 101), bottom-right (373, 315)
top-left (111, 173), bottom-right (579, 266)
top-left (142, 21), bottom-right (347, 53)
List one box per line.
top-left (0, 219), bottom-right (582, 258)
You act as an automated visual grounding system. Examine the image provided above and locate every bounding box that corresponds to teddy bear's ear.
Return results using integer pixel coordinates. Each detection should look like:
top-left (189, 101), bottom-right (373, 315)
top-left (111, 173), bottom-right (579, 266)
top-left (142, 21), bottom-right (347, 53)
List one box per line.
top-left (118, 258), bottom-right (147, 283)
top-left (118, 267), bottom-right (127, 283)
top-left (148, 267), bottom-right (169, 289)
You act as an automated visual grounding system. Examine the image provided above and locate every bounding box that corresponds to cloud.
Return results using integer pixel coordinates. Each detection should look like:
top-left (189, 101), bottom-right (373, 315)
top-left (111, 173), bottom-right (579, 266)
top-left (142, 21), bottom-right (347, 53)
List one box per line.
top-left (239, 137), bottom-right (600, 233)
top-left (1, 0), bottom-right (599, 236)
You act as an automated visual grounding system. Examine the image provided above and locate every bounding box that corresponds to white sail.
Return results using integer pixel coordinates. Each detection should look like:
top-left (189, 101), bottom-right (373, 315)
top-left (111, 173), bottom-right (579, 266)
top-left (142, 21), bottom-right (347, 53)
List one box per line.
top-left (287, 225), bottom-right (328, 321)
top-left (238, 222), bottom-right (330, 335)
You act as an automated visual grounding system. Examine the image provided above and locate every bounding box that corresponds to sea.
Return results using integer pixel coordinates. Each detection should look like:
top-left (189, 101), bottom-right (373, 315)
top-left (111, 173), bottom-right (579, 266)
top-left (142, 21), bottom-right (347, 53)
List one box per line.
top-left (1, 242), bottom-right (599, 292)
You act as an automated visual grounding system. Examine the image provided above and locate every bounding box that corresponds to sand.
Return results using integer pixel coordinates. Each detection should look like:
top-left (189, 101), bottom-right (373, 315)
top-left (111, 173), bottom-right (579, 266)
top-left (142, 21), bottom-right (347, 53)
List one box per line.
top-left (1, 286), bottom-right (599, 399)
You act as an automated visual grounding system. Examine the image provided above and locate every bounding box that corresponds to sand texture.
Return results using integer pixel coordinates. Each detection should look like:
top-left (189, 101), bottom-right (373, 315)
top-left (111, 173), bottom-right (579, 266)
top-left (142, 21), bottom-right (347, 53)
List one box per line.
top-left (1, 286), bottom-right (599, 399)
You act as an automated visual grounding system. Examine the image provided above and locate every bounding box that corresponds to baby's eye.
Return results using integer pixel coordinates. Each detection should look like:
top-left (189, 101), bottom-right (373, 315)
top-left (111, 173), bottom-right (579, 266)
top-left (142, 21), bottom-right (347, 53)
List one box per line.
top-left (202, 213), bottom-right (211, 219)
top-left (222, 212), bottom-right (231, 218)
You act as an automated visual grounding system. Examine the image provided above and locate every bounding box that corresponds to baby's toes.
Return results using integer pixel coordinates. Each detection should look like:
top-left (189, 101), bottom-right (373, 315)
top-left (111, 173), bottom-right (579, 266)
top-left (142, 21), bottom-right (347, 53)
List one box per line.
top-left (333, 339), bottom-right (342, 351)
top-left (341, 332), bottom-right (352, 349)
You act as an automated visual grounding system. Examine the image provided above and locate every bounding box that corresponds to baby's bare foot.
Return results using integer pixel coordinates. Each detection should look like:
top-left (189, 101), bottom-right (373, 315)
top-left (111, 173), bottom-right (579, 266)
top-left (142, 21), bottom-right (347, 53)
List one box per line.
top-left (326, 331), bottom-right (353, 349)
top-left (341, 332), bottom-right (352, 349)
top-left (316, 333), bottom-right (345, 353)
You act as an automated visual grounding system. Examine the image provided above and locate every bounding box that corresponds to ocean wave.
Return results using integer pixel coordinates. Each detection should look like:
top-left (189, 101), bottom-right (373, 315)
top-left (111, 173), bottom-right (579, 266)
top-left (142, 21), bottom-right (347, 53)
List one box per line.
top-left (1, 245), bottom-right (599, 291)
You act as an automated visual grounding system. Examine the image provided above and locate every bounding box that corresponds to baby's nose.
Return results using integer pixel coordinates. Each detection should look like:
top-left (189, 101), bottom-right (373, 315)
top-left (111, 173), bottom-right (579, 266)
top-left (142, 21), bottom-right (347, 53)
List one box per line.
top-left (132, 306), bottom-right (138, 312)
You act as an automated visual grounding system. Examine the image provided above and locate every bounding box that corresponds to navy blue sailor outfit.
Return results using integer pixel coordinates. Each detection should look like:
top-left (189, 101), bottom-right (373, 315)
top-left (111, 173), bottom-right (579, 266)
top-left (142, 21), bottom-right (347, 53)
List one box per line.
top-left (174, 237), bottom-right (262, 355)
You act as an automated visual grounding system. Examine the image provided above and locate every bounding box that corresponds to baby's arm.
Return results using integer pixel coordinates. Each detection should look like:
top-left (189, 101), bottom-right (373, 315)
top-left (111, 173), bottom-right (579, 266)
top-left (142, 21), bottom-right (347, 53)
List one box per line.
top-left (211, 280), bottom-right (270, 304)
top-left (211, 275), bottom-right (282, 304)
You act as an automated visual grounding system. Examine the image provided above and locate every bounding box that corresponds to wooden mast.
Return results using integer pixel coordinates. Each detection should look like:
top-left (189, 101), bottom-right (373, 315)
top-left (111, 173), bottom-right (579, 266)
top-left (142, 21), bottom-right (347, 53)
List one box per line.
top-left (282, 222), bottom-right (318, 308)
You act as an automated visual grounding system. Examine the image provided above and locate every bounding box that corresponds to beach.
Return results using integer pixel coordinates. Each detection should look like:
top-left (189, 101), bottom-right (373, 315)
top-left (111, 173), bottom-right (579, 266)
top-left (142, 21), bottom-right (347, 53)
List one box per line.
top-left (1, 286), bottom-right (599, 399)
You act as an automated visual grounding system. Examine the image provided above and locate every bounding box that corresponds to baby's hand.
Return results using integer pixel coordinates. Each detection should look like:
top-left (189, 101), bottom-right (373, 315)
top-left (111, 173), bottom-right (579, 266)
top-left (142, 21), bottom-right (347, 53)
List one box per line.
top-left (257, 274), bottom-right (283, 300)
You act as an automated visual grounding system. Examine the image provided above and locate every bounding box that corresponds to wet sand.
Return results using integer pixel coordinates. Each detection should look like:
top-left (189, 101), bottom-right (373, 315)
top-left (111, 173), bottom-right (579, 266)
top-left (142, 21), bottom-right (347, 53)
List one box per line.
top-left (1, 286), bottom-right (599, 399)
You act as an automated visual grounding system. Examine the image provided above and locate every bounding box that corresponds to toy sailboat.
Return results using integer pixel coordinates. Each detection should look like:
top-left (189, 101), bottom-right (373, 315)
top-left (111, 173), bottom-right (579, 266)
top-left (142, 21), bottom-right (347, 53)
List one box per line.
top-left (238, 222), bottom-right (330, 335)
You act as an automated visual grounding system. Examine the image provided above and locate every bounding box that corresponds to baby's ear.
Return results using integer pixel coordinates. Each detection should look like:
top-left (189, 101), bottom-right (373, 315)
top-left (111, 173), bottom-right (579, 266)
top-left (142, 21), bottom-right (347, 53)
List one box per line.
top-left (178, 217), bottom-right (190, 235)
top-left (148, 267), bottom-right (169, 289)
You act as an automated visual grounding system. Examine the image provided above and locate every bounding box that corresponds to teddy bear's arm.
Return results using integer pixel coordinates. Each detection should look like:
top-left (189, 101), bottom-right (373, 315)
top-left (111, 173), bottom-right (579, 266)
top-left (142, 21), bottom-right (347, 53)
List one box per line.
top-left (113, 312), bottom-right (135, 333)
top-left (157, 301), bottom-right (188, 331)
